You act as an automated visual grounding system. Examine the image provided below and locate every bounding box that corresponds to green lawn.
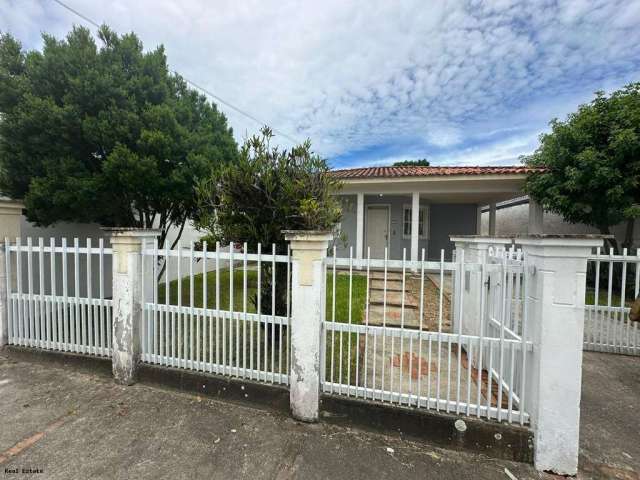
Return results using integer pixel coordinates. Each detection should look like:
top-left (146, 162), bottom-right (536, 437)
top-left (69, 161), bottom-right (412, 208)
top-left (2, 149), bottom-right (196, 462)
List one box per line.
top-left (585, 288), bottom-right (634, 307)
top-left (159, 269), bottom-right (259, 312)
top-left (157, 268), bottom-right (368, 384)
top-left (325, 272), bottom-right (368, 385)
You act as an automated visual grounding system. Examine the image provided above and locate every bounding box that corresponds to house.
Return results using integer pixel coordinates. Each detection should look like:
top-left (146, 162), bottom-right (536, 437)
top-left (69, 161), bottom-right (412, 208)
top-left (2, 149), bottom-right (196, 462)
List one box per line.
top-left (331, 165), bottom-right (543, 260)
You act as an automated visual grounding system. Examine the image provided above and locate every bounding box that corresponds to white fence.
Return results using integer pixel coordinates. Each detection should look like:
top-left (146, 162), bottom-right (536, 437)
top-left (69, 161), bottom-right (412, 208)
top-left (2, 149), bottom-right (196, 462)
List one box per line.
top-left (321, 246), bottom-right (532, 425)
top-left (140, 239), bottom-right (292, 385)
top-left (584, 248), bottom-right (639, 355)
top-left (0, 232), bottom-right (610, 474)
top-left (4, 237), bottom-right (113, 356)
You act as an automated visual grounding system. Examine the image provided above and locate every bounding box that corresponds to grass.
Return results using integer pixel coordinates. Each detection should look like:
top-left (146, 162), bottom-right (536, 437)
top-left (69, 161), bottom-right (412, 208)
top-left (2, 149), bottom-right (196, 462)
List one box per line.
top-left (585, 289), bottom-right (634, 307)
top-left (158, 268), bottom-right (368, 383)
top-left (159, 269), bottom-right (259, 311)
top-left (325, 272), bottom-right (368, 385)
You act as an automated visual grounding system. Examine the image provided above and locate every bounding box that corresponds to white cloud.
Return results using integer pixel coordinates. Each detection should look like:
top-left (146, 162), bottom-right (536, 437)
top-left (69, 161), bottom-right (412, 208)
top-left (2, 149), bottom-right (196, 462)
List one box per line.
top-left (2, 0), bottom-right (640, 163)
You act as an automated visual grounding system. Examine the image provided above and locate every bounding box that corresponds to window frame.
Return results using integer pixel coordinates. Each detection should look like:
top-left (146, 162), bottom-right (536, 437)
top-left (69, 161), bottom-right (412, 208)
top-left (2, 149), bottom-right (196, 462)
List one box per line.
top-left (402, 204), bottom-right (429, 240)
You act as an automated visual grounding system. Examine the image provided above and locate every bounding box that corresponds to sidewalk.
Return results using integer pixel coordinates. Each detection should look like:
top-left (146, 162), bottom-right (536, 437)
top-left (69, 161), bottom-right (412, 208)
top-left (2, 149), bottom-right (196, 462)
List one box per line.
top-left (0, 349), bottom-right (545, 480)
top-left (1, 349), bottom-right (637, 479)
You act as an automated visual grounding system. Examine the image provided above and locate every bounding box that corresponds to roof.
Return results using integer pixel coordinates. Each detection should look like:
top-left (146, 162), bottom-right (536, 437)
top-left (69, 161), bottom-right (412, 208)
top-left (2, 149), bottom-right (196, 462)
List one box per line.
top-left (331, 165), bottom-right (539, 179)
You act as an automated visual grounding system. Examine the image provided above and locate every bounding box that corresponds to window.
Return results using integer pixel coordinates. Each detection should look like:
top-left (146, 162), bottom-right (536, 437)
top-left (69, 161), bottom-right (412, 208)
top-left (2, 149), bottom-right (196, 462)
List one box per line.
top-left (403, 205), bottom-right (429, 239)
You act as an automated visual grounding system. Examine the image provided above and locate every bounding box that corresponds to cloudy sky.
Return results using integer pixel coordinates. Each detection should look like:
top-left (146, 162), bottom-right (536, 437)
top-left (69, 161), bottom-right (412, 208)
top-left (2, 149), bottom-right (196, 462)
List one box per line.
top-left (3, 0), bottom-right (640, 168)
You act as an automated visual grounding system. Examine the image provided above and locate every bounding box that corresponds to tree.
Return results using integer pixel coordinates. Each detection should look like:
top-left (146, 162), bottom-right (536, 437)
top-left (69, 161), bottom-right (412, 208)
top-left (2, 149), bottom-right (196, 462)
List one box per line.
top-left (196, 127), bottom-right (342, 315)
top-left (393, 158), bottom-right (430, 167)
top-left (523, 83), bottom-right (640, 252)
top-left (0, 26), bottom-right (238, 250)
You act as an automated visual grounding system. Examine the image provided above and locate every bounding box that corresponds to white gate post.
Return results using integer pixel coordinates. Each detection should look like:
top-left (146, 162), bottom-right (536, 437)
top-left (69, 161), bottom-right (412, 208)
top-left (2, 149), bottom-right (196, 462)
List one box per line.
top-left (108, 228), bottom-right (159, 385)
top-left (0, 200), bottom-right (23, 347)
top-left (284, 230), bottom-right (332, 422)
top-left (450, 235), bottom-right (512, 346)
top-left (519, 235), bottom-right (603, 475)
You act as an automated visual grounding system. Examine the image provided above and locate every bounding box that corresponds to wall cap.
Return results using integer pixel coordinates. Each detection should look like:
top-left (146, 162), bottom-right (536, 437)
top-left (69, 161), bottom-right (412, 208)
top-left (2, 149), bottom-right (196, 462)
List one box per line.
top-left (450, 235), bottom-right (513, 245)
top-left (0, 198), bottom-right (25, 215)
top-left (102, 227), bottom-right (161, 238)
top-left (283, 230), bottom-right (334, 243)
top-left (517, 235), bottom-right (605, 248)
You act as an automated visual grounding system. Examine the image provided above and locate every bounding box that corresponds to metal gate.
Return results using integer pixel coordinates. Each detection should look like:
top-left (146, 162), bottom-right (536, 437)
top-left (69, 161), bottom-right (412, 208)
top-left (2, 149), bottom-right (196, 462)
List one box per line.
top-left (321, 246), bottom-right (532, 424)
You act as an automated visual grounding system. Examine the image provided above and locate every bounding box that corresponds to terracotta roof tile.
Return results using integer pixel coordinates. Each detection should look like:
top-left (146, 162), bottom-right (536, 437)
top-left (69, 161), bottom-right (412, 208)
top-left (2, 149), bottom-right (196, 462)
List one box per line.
top-left (331, 165), bottom-right (540, 179)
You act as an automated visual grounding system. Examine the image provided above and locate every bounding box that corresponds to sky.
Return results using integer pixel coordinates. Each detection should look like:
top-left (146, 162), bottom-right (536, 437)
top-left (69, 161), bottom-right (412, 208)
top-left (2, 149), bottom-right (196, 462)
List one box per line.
top-left (2, 0), bottom-right (640, 169)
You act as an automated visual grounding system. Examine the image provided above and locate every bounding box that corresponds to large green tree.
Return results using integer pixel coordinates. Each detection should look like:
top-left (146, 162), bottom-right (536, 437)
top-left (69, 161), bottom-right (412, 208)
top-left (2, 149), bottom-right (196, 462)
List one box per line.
top-left (523, 83), bottom-right (640, 252)
top-left (0, 26), bottom-right (237, 249)
top-left (196, 127), bottom-right (342, 315)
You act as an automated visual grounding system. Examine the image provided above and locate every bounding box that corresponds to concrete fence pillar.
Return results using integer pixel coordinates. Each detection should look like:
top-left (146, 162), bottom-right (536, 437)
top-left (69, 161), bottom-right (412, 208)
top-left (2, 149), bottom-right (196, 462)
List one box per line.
top-left (284, 230), bottom-right (332, 422)
top-left (0, 199), bottom-right (23, 348)
top-left (107, 228), bottom-right (159, 385)
top-left (519, 235), bottom-right (603, 475)
top-left (451, 236), bottom-right (513, 360)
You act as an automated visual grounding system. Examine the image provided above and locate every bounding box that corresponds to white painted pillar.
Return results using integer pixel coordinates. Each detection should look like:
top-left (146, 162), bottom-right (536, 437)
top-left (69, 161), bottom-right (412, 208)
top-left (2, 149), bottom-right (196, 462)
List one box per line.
top-left (355, 193), bottom-right (364, 261)
top-left (519, 235), bottom-right (603, 475)
top-left (108, 228), bottom-right (159, 385)
top-left (410, 192), bottom-right (420, 264)
top-left (489, 203), bottom-right (497, 235)
top-left (450, 236), bottom-right (513, 358)
top-left (284, 230), bottom-right (332, 422)
top-left (528, 198), bottom-right (544, 235)
top-left (0, 199), bottom-right (23, 347)
top-left (475, 205), bottom-right (483, 235)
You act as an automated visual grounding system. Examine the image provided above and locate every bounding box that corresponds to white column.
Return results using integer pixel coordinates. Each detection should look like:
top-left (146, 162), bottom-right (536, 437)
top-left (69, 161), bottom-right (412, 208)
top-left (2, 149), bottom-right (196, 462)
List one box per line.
top-left (0, 199), bottom-right (23, 347)
top-left (355, 193), bottom-right (364, 261)
top-left (520, 235), bottom-right (603, 475)
top-left (284, 230), bottom-right (333, 422)
top-left (475, 205), bottom-right (483, 235)
top-left (489, 203), bottom-right (497, 235)
top-left (528, 198), bottom-right (544, 234)
top-left (108, 228), bottom-right (159, 385)
top-left (410, 192), bottom-right (420, 263)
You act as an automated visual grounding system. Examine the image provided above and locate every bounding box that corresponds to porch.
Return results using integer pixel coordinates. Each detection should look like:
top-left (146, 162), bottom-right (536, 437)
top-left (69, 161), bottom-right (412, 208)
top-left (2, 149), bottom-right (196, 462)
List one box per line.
top-left (332, 166), bottom-right (544, 261)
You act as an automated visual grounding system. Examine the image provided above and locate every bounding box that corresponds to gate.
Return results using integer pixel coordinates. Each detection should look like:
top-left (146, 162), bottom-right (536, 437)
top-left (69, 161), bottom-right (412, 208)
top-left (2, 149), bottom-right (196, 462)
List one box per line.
top-left (321, 245), bottom-right (532, 424)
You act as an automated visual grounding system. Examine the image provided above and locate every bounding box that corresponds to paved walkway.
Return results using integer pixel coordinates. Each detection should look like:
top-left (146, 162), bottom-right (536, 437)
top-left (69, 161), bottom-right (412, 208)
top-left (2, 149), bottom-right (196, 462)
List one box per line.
top-left (362, 271), bottom-right (481, 406)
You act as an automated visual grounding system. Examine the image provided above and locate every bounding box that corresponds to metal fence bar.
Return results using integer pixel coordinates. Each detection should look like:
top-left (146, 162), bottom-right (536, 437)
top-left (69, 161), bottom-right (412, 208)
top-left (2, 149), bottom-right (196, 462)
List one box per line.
top-left (319, 246), bottom-right (532, 425)
top-left (137, 241), bottom-right (291, 386)
top-left (4, 236), bottom-right (112, 356)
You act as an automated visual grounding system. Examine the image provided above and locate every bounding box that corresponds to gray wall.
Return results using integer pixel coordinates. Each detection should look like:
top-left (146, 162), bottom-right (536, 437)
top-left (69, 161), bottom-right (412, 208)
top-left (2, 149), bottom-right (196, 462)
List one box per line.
top-left (480, 202), bottom-right (640, 248)
top-left (335, 194), bottom-right (429, 260)
top-left (335, 195), bottom-right (477, 260)
top-left (428, 204), bottom-right (478, 260)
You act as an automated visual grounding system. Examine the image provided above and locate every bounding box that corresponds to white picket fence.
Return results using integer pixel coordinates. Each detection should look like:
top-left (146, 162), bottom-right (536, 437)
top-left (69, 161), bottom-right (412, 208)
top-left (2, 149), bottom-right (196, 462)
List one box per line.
top-left (583, 248), bottom-right (639, 355)
top-left (4, 237), bottom-right (113, 356)
top-left (321, 246), bottom-right (532, 425)
top-left (140, 239), bottom-right (292, 385)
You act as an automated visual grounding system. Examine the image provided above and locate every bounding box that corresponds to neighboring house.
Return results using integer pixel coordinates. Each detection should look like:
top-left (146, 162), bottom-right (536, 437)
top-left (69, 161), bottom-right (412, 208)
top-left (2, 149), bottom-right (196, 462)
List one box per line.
top-left (331, 166), bottom-right (541, 260)
top-left (479, 196), bottom-right (640, 248)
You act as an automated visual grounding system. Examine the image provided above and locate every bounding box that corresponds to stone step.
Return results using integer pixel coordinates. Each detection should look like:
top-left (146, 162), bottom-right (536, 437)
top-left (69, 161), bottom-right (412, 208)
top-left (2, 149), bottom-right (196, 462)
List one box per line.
top-left (370, 279), bottom-right (405, 291)
top-left (369, 271), bottom-right (404, 281)
top-left (369, 289), bottom-right (418, 309)
top-left (367, 304), bottom-right (421, 328)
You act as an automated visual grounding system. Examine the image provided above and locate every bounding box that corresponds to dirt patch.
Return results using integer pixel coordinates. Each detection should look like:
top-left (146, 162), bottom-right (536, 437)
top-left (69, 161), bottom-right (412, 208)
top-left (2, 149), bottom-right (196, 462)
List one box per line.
top-left (406, 274), bottom-right (452, 332)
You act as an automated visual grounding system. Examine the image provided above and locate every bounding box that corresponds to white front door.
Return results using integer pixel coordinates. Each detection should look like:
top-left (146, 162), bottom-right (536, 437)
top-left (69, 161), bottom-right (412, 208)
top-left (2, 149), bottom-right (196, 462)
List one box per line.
top-left (366, 206), bottom-right (389, 258)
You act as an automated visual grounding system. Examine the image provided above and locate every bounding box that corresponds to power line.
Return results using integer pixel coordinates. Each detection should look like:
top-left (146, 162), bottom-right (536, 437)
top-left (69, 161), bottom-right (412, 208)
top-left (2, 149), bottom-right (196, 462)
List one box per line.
top-left (50, 0), bottom-right (301, 145)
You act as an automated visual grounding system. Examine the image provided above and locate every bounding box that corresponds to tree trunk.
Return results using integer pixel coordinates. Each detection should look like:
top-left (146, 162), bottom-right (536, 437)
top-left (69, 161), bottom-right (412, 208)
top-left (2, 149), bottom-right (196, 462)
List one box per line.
top-left (599, 225), bottom-right (619, 255)
top-left (622, 218), bottom-right (635, 251)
